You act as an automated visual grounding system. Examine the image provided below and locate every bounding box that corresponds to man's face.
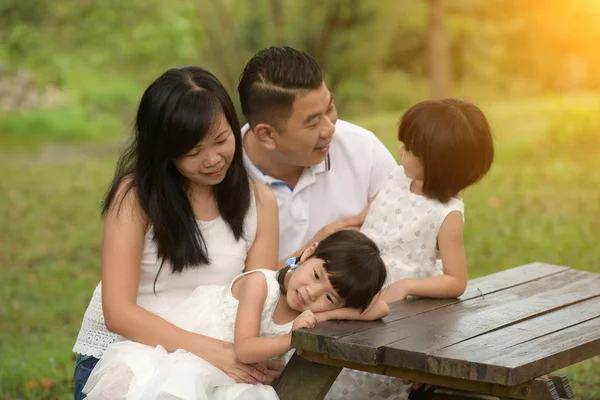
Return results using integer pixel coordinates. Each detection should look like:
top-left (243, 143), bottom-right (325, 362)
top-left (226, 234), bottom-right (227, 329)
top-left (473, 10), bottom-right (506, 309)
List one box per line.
top-left (272, 82), bottom-right (338, 167)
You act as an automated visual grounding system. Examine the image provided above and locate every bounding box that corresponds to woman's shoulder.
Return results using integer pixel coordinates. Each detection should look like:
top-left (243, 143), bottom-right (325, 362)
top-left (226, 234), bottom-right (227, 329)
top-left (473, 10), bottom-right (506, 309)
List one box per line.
top-left (251, 180), bottom-right (277, 207)
top-left (105, 175), bottom-right (149, 227)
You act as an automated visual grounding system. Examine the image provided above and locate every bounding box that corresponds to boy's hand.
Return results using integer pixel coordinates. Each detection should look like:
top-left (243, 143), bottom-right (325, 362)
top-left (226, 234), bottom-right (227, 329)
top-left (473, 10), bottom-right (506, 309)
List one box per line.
top-left (292, 310), bottom-right (317, 330)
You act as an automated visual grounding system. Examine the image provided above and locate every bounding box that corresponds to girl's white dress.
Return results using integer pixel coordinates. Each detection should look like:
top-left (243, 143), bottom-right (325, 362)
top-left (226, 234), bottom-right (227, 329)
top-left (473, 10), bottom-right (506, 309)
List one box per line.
top-left (324, 165), bottom-right (464, 400)
top-left (83, 269), bottom-right (292, 400)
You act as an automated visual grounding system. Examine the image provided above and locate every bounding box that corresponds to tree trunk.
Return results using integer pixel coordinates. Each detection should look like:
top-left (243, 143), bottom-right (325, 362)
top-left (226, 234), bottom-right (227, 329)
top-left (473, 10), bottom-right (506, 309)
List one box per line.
top-left (270, 0), bottom-right (285, 44)
top-left (428, 0), bottom-right (451, 99)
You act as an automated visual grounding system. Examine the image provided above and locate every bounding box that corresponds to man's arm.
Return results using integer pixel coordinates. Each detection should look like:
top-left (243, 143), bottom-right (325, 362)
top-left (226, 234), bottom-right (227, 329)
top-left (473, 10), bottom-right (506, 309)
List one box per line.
top-left (277, 209), bottom-right (369, 269)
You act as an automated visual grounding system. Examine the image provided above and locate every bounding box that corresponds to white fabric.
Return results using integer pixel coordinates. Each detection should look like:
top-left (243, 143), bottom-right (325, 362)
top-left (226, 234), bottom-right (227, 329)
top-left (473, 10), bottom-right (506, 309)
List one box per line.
top-left (82, 269), bottom-right (290, 400)
top-left (243, 119), bottom-right (397, 259)
top-left (361, 165), bottom-right (464, 285)
top-left (325, 165), bottom-right (464, 400)
top-left (325, 370), bottom-right (411, 400)
top-left (73, 189), bottom-right (258, 359)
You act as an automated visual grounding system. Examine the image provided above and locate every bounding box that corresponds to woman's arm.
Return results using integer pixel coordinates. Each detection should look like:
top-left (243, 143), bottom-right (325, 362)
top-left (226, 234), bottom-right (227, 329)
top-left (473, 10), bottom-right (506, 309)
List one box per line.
top-left (233, 272), bottom-right (292, 364)
top-left (244, 182), bottom-right (279, 272)
top-left (101, 181), bottom-right (267, 384)
top-left (382, 211), bottom-right (467, 303)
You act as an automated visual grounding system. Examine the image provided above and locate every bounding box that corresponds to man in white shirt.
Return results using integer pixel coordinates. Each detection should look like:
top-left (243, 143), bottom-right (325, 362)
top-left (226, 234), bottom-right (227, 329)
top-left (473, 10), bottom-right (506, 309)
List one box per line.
top-left (238, 46), bottom-right (397, 262)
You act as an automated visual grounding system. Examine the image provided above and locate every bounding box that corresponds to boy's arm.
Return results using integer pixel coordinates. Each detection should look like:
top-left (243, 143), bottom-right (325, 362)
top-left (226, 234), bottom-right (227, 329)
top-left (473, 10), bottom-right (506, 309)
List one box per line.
top-left (233, 273), bottom-right (292, 364)
top-left (383, 211), bottom-right (467, 303)
top-left (315, 297), bottom-right (390, 323)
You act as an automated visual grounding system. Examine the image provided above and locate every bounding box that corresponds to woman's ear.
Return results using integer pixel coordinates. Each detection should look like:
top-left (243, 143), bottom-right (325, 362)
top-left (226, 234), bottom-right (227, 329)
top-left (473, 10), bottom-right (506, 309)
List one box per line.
top-left (300, 242), bottom-right (319, 262)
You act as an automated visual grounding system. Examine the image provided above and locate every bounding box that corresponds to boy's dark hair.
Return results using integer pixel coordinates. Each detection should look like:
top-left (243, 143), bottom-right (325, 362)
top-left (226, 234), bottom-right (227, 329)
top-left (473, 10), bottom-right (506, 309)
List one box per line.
top-left (277, 230), bottom-right (387, 311)
top-left (398, 98), bottom-right (494, 203)
top-left (103, 67), bottom-right (250, 280)
top-left (237, 46), bottom-right (323, 132)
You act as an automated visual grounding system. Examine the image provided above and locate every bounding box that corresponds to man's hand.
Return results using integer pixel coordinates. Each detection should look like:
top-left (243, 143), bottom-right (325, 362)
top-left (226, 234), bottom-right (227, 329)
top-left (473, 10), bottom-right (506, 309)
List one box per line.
top-left (312, 215), bottom-right (364, 243)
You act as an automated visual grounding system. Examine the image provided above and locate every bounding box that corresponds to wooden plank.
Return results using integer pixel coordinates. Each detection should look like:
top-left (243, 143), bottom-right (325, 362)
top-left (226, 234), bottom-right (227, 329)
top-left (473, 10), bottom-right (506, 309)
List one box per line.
top-left (298, 352), bottom-right (561, 400)
top-left (320, 269), bottom-right (600, 367)
top-left (380, 271), bottom-right (600, 380)
top-left (484, 316), bottom-right (600, 385)
top-left (274, 352), bottom-right (341, 400)
top-left (548, 375), bottom-right (574, 400)
top-left (292, 263), bottom-right (570, 355)
top-left (423, 296), bottom-right (600, 385)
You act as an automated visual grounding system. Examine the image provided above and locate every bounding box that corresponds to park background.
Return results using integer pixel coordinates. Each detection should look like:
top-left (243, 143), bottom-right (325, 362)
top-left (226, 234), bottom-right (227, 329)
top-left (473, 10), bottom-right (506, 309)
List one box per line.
top-left (1, 0), bottom-right (599, 398)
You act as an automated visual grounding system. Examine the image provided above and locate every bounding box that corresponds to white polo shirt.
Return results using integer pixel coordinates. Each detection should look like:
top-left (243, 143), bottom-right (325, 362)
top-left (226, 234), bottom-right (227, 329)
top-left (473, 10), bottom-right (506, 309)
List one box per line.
top-left (242, 119), bottom-right (397, 259)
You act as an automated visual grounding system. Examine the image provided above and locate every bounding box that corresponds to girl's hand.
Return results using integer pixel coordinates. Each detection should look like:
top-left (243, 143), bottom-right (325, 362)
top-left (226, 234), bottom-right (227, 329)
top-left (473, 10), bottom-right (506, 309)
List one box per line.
top-left (292, 310), bottom-right (318, 330)
top-left (383, 279), bottom-right (410, 303)
top-left (203, 339), bottom-right (268, 384)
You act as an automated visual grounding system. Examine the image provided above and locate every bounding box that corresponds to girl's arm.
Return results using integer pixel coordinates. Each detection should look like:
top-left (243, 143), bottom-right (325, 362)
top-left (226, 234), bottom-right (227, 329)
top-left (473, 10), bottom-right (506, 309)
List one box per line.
top-left (383, 211), bottom-right (467, 303)
top-left (244, 182), bottom-right (279, 272)
top-left (233, 272), bottom-right (293, 364)
top-left (314, 297), bottom-right (390, 323)
top-left (102, 181), bottom-right (267, 384)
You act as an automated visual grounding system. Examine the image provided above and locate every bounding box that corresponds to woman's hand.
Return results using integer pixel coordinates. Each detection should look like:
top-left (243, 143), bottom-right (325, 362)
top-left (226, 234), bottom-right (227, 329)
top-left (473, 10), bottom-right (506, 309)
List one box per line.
top-left (201, 339), bottom-right (269, 384)
top-left (292, 310), bottom-right (318, 330)
top-left (261, 357), bottom-right (286, 385)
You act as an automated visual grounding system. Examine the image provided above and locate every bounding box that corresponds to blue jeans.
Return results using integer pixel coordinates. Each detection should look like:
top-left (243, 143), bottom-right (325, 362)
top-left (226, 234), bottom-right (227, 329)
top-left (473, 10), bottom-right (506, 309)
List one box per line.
top-left (73, 354), bottom-right (99, 400)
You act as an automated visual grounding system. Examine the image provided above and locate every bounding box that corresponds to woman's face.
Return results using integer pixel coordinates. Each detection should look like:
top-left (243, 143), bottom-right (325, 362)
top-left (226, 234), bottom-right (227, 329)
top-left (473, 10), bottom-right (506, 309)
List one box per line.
top-left (174, 112), bottom-right (236, 188)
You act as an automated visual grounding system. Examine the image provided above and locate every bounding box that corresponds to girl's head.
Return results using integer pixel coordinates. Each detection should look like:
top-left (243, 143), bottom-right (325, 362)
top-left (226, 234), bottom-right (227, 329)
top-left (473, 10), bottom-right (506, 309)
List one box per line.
top-left (103, 67), bottom-right (251, 275)
top-left (277, 230), bottom-right (387, 313)
top-left (398, 98), bottom-right (494, 203)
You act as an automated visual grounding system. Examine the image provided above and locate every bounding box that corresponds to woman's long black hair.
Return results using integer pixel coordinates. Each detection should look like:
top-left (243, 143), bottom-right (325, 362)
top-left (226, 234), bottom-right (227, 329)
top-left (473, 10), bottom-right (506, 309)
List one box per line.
top-left (102, 66), bottom-right (250, 276)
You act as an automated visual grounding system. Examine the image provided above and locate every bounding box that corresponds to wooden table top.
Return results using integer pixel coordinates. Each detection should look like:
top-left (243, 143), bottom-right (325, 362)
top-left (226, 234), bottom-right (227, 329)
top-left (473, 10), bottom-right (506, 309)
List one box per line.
top-left (292, 263), bottom-right (600, 386)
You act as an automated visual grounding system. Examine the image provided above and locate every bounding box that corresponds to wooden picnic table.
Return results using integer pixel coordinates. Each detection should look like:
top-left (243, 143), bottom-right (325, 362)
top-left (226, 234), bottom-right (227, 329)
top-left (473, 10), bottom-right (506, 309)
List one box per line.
top-left (274, 263), bottom-right (600, 400)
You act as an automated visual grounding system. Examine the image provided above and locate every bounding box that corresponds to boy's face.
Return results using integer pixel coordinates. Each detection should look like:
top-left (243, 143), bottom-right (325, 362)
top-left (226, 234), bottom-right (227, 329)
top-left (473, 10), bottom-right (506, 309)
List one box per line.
top-left (271, 82), bottom-right (338, 167)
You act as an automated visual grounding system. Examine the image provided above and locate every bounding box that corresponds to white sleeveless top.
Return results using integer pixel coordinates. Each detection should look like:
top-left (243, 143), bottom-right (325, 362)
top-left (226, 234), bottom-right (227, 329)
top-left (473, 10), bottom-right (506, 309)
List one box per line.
top-left (164, 269), bottom-right (293, 342)
top-left (73, 190), bottom-right (258, 358)
top-left (360, 166), bottom-right (464, 285)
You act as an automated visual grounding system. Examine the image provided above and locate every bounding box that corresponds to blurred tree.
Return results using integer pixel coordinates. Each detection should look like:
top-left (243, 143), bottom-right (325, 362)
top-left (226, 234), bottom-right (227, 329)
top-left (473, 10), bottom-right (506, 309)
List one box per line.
top-left (428, 0), bottom-right (451, 98)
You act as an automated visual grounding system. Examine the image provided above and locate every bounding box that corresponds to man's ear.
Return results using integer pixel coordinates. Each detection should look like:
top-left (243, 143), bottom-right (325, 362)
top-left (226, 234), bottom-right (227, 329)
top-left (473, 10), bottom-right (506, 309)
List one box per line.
top-left (300, 242), bottom-right (319, 262)
top-left (252, 123), bottom-right (279, 151)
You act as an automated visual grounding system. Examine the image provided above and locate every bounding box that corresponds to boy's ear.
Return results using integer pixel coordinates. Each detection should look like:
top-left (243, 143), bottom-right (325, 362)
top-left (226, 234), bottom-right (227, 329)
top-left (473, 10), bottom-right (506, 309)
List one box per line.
top-left (300, 242), bottom-right (319, 262)
top-left (251, 123), bottom-right (279, 151)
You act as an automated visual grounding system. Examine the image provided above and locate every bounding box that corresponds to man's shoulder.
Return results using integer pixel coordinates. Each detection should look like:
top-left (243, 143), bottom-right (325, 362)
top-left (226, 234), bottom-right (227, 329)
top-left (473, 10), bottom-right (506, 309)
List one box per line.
top-left (334, 119), bottom-right (378, 140)
top-left (331, 119), bottom-right (391, 158)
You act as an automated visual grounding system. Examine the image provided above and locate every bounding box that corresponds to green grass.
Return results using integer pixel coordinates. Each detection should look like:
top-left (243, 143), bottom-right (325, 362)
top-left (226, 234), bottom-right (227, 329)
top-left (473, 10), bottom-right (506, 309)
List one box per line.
top-left (1, 93), bottom-right (600, 398)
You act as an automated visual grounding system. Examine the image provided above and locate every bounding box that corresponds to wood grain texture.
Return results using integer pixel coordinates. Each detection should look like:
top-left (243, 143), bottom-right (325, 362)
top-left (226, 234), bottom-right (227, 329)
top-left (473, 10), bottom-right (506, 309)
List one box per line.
top-left (292, 263), bottom-right (571, 360)
top-left (274, 352), bottom-right (341, 400)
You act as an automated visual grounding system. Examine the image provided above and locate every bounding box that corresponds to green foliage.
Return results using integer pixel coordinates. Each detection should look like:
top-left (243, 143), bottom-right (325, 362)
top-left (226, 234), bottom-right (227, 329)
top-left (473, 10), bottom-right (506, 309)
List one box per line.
top-left (0, 107), bottom-right (124, 148)
top-left (545, 103), bottom-right (600, 153)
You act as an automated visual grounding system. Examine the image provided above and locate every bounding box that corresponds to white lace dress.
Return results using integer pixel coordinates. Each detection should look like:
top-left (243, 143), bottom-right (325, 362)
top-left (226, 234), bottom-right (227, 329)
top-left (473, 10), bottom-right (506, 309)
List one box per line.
top-left (82, 269), bottom-right (292, 400)
top-left (324, 166), bottom-right (464, 400)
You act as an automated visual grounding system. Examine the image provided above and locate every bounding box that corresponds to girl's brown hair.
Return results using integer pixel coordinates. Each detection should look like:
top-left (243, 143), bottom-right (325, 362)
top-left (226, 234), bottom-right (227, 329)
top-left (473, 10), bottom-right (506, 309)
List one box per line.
top-left (398, 98), bottom-right (494, 203)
